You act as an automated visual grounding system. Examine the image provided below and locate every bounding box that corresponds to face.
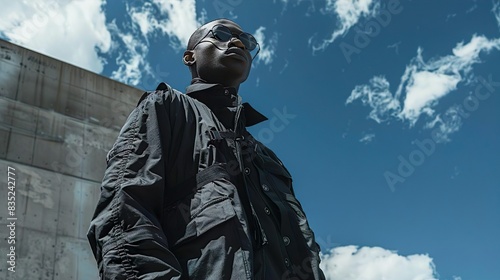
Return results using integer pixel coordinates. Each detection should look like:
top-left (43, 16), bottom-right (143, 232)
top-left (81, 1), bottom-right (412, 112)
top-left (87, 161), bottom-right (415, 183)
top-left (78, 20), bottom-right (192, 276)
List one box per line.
top-left (184, 19), bottom-right (253, 88)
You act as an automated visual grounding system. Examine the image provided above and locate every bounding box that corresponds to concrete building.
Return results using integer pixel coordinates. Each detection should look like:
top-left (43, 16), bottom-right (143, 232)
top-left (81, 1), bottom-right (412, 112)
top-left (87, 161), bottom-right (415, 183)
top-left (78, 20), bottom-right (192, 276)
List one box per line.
top-left (0, 39), bottom-right (143, 279)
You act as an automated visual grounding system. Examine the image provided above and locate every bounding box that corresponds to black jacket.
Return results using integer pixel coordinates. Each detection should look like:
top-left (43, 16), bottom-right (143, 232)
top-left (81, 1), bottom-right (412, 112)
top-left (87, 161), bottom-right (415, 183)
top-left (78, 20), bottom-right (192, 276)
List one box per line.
top-left (87, 82), bottom-right (325, 279)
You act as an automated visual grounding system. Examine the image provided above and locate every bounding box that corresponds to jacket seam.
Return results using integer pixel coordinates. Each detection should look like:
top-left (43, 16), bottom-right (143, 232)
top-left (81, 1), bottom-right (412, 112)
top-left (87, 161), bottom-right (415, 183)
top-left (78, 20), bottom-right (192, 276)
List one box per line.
top-left (109, 111), bottom-right (141, 279)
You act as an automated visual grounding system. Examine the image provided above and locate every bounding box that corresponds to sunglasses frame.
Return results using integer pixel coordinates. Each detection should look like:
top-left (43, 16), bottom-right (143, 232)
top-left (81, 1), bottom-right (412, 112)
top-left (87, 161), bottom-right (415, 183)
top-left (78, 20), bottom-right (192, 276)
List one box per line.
top-left (192, 24), bottom-right (260, 61)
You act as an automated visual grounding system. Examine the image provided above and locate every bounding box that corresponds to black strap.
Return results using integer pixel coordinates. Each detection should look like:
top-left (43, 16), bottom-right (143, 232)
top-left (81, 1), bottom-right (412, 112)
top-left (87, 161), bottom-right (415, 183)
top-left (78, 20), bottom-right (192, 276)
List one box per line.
top-left (165, 164), bottom-right (231, 207)
top-left (196, 164), bottom-right (231, 187)
top-left (208, 130), bottom-right (243, 141)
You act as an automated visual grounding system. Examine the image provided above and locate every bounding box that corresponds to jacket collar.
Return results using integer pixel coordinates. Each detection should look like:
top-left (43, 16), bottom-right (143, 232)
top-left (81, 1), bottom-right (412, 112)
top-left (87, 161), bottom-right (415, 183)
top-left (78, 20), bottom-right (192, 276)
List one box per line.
top-left (185, 81), bottom-right (268, 127)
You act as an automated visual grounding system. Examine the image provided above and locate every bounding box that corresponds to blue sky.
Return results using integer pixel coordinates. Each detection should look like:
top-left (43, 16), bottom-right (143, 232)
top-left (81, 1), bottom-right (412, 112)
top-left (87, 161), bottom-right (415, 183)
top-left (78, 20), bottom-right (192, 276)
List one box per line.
top-left (1, 0), bottom-right (500, 279)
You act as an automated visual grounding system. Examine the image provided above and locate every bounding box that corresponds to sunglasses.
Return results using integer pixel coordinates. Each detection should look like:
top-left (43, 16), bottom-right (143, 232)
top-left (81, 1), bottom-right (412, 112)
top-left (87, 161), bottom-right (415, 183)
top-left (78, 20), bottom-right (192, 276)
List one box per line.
top-left (192, 24), bottom-right (260, 60)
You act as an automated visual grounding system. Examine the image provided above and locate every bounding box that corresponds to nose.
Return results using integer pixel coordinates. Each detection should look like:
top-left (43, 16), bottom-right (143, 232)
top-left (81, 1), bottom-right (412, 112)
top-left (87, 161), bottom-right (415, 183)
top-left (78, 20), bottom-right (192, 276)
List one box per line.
top-left (228, 37), bottom-right (246, 49)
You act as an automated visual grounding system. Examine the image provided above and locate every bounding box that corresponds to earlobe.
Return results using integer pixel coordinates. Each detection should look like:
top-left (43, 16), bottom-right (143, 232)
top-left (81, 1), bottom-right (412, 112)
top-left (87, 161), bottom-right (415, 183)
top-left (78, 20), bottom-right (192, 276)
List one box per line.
top-left (183, 50), bottom-right (195, 66)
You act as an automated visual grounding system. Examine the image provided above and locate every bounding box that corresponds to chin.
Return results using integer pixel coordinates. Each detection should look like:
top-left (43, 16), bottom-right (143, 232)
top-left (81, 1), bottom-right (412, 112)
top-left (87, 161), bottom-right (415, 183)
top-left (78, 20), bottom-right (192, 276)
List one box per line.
top-left (224, 68), bottom-right (250, 85)
top-left (233, 72), bottom-right (249, 85)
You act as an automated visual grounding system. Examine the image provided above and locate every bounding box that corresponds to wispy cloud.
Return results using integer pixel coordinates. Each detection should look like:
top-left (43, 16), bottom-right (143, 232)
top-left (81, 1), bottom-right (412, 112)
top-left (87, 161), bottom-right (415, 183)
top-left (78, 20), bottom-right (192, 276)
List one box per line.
top-left (277, 0), bottom-right (316, 16)
top-left (359, 133), bottom-right (375, 143)
top-left (346, 33), bottom-right (500, 142)
top-left (346, 75), bottom-right (400, 123)
top-left (128, 2), bottom-right (156, 41)
top-left (312, 0), bottom-right (380, 52)
top-left (387, 41), bottom-right (401, 54)
top-left (128, 0), bottom-right (201, 50)
top-left (320, 246), bottom-right (439, 280)
top-left (253, 26), bottom-right (278, 65)
top-left (423, 105), bottom-right (464, 143)
top-left (493, 1), bottom-right (500, 28)
top-left (109, 20), bottom-right (153, 86)
top-left (112, 0), bottom-right (203, 86)
top-left (0, 0), bottom-right (111, 73)
top-left (466, 4), bottom-right (477, 14)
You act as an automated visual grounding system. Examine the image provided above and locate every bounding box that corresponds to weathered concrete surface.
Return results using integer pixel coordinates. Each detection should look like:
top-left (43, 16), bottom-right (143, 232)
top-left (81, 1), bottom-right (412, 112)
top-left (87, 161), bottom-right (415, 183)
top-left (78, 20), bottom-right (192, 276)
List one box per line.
top-left (0, 39), bottom-right (143, 279)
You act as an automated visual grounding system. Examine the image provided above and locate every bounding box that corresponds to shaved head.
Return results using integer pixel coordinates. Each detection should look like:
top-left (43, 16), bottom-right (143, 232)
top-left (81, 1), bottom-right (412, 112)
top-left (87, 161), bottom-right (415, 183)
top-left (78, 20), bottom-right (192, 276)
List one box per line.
top-left (186, 18), bottom-right (243, 50)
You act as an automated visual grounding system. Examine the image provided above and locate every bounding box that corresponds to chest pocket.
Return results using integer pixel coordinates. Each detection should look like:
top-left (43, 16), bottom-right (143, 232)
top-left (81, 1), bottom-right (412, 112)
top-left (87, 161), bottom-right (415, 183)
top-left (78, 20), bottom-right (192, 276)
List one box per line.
top-left (162, 163), bottom-right (239, 246)
top-left (161, 164), bottom-right (249, 279)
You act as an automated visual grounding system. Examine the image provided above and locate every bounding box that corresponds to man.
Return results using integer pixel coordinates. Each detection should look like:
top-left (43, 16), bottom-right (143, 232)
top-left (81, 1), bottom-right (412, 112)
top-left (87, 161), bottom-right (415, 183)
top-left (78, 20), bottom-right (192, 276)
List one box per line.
top-left (87, 18), bottom-right (325, 280)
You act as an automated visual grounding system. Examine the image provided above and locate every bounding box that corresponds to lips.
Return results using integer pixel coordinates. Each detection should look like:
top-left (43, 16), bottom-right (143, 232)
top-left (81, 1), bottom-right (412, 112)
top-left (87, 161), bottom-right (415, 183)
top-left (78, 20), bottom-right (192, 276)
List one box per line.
top-left (225, 47), bottom-right (248, 61)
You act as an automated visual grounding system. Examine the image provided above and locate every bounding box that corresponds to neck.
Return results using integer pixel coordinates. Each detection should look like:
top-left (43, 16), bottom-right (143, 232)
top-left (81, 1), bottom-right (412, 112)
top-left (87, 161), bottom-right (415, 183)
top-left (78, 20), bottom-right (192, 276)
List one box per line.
top-left (191, 77), bottom-right (240, 92)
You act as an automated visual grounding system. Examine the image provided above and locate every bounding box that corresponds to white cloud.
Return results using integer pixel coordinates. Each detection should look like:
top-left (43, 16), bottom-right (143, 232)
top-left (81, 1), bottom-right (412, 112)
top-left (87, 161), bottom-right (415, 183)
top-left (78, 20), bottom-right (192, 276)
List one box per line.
top-left (0, 0), bottom-right (111, 73)
top-left (452, 35), bottom-right (500, 60)
top-left (253, 26), bottom-right (278, 65)
top-left (396, 35), bottom-right (500, 126)
top-left (109, 21), bottom-right (153, 86)
top-left (152, 0), bottom-right (200, 49)
top-left (400, 70), bottom-right (460, 123)
top-left (111, 0), bottom-right (203, 86)
top-left (424, 106), bottom-right (464, 143)
top-left (313, 0), bottom-right (380, 52)
top-left (128, 0), bottom-right (201, 50)
top-left (320, 246), bottom-right (438, 280)
top-left (346, 76), bottom-right (400, 123)
top-left (128, 2), bottom-right (156, 41)
top-left (359, 133), bottom-right (375, 143)
top-left (346, 33), bottom-right (500, 141)
top-left (400, 36), bottom-right (500, 126)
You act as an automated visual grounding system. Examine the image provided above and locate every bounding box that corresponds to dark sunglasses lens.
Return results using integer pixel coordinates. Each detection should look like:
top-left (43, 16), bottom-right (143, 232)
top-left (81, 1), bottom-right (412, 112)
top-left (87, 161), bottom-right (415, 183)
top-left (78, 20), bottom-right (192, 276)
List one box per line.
top-left (239, 33), bottom-right (257, 51)
top-left (213, 25), bottom-right (232, 41)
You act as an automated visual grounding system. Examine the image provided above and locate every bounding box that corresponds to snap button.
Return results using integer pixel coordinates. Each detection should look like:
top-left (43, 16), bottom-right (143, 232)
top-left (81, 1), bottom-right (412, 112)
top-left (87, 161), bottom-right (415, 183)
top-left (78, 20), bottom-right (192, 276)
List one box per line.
top-left (264, 207), bottom-right (270, 215)
top-left (283, 236), bottom-right (290, 246)
top-left (284, 258), bottom-right (290, 267)
top-left (244, 168), bottom-right (250, 175)
top-left (262, 184), bottom-right (269, 191)
top-left (224, 89), bottom-right (230, 95)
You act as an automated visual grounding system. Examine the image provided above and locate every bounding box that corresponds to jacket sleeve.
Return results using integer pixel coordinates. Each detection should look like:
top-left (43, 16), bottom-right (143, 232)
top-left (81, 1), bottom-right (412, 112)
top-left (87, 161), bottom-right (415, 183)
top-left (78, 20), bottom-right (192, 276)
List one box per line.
top-left (87, 86), bottom-right (182, 279)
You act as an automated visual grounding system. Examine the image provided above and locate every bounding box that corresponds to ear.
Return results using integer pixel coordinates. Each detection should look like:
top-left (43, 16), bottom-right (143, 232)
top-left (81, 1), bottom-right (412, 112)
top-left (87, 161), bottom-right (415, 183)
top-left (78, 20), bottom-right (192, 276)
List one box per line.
top-left (183, 50), bottom-right (195, 66)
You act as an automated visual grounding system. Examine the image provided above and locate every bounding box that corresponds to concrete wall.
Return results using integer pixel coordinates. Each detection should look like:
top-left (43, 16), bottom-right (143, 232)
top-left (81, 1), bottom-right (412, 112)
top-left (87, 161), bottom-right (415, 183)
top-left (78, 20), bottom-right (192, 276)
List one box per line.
top-left (0, 39), bottom-right (143, 279)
